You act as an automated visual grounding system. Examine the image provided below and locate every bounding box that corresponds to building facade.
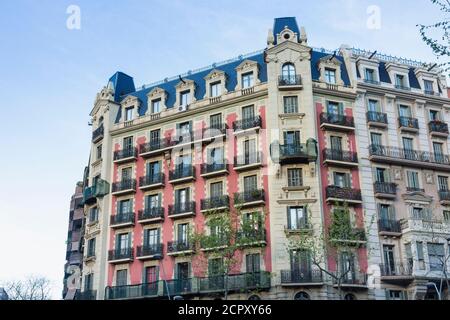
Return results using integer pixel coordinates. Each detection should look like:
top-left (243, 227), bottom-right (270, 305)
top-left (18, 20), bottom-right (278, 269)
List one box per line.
top-left (72, 17), bottom-right (450, 300)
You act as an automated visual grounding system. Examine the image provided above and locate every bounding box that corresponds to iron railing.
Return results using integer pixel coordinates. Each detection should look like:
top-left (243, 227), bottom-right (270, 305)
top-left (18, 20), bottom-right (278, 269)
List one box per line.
top-left (139, 138), bottom-right (173, 154)
top-left (439, 191), bottom-right (450, 202)
top-left (105, 282), bottom-right (159, 299)
top-left (203, 123), bottom-right (228, 139)
top-left (139, 173), bottom-right (165, 187)
top-left (201, 195), bottom-right (230, 211)
top-left (379, 262), bottom-right (413, 277)
top-left (169, 165), bottom-right (195, 181)
top-left (114, 147), bottom-right (137, 161)
top-left (429, 121), bottom-right (449, 134)
top-left (167, 240), bottom-right (193, 253)
top-left (320, 113), bottom-right (355, 128)
top-left (233, 116), bottom-right (262, 131)
top-left (280, 270), bottom-right (323, 284)
top-left (168, 201), bottom-right (196, 216)
top-left (326, 186), bottom-right (362, 202)
top-left (369, 145), bottom-right (450, 165)
top-left (136, 244), bottom-right (163, 258)
top-left (234, 190), bottom-right (265, 204)
top-left (395, 84), bottom-right (411, 91)
top-left (108, 247), bottom-right (134, 261)
top-left (111, 179), bottom-right (136, 193)
top-left (373, 182), bottom-right (397, 195)
top-left (110, 212), bottom-right (135, 226)
top-left (323, 149), bottom-right (358, 163)
top-left (75, 290), bottom-right (97, 300)
top-left (92, 124), bottom-right (104, 142)
top-left (378, 219), bottom-right (401, 233)
top-left (234, 152), bottom-right (262, 167)
top-left (280, 143), bottom-right (316, 161)
top-left (278, 74), bottom-right (302, 86)
top-left (398, 116), bottom-right (419, 129)
top-left (366, 111), bottom-right (387, 124)
top-left (201, 162), bottom-right (228, 175)
top-left (138, 207), bottom-right (164, 221)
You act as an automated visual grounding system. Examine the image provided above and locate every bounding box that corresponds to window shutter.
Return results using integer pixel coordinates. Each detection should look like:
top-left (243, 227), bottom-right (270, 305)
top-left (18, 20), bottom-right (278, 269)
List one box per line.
top-left (338, 102), bottom-right (344, 115)
top-left (344, 173), bottom-right (351, 188)
top-left (287, 207), bottom-right (291, 229)
top-left (255, 254), bottom-right (261, 272)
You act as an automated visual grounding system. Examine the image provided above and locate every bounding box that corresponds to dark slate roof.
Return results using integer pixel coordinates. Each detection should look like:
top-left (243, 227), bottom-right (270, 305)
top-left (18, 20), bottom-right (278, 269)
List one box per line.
top-left (109, 72), bottom-right (135, 102)
top-left (310, 51), bottom-right (351, 86)
top-left (273, 17), bottom-right (300, 45)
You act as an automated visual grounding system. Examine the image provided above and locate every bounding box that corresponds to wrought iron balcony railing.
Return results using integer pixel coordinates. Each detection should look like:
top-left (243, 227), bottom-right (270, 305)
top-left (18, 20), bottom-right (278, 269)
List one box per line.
top-left (105, 282), bottom-right (159, 300)
top-left (201, 195), bottom-right (230, 211)
top-left (280, 269), bottom-right (323, 284)
top-left (201, 162), bottom-right (228, 175)
top-left (338, 271), bottom-right (368, 285)
top-left (323, 149), bottom-right (358, 163)
top-left (203, 123), bottom-right (228, 139)
top-left (139, 173), bottom-right (165, 188)
top-left (380, 262), bottom-right (413, 277)
top-left (110, 212), bottom-right (135, 226)
top-left (439, 190), bottom-right (450, 202)
top-left (92, 124), bottom-right (104, 142)
top-left (169, 165), bottom-right (195, 181)
top-left (366, 111), bottom-right (387, 124)
top-left (234, 152), bottom-right (262, 167)
top-left (167, 240), bottom-right (193, 253)
top-left (373, 182), bottom-right (397, 195)
top-left (139, 138), bottom-right (173, 155)
top-left (279, 143), bottom-right (317, 162)
top-left (236, 229), bottom-right (267, 243)
top-left (232, 116), bottom-right (262, 131)
top-left (369, 145), bottom-right (450, 166)
top-left (75, 290), bottom-right (97, 300)
top-left (429, 120), bottom-right (449, 134)
top-left (83, 179), bottom-right (110, 204)
top-left (326, 186), bottom-right (362, 202)
top-left (108, 247), bottom-right (133, 261)
top-left (111, 179), bottom-right (136, 193)
top-left (278, 74), bottom-right (302, 86)
top-left (138, 207), bottom-right (164, 221)
top-left (286, 220), bottom-right (311, 232)
top-left (114, 147), bottom-right (137, 161)
top-left (398, 116), bottom-right (419, 129)
top-left (136, 244), bottom-right (163, 258)
top-left (168, 201), bottom-right (196, 216)
top-left (320, 113), bottom-right (355, 128)
top-left (198, 272), bottom-right (271, 292)
top-left (378, 219), bottom-right (401, 233)
top-left (406, 186), bottom-right (425, 193)
top-left (234, 190), bottom-right (265, 205)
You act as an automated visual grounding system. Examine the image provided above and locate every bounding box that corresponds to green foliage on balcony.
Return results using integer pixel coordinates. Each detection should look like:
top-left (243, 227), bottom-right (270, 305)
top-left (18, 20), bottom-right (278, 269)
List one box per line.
top-left (328, 204), bottom-right (366, 247)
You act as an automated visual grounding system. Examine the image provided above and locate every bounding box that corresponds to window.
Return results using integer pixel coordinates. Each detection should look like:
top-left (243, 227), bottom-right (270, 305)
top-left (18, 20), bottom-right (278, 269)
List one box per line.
top-left (424, 80), bottom-right (434, 93)
top-left (147, 161), bottom-right (161, 178)
top-left (443, 211), bottom-right (450, 223)
top-left (92, 175), bottom-right (100, 187)
top-left (402, 137), bottom-right (414, 153)
top-left (176, 262), bottom-right (190, 280)
top-left (89, 207), bottom-right (98, 223)
top-left (150, 129), bottom-right (160, 145)
top-left (294, 291), bottom-right (310, 300)
top-left (428, 243), bottom-right (444, 271)
top-left (209, 113), bottom-right (222, 129)
top-left (405, 243), bottom-right (413, 270)
top-left (281, 63), bottom-right (296, 84)
top-left (180, 90), bottom-right (190, 107)
top-left (330, 135), bottom-right (342, 151)
top-left (242, 105), bottom-right (255, 119)
top-left (177, 223), bottom-right (189, 244)
top-left (118, 199), bottom-right (132, 214)
top-left (344, 293), bottom-right (357, 300)
top-left (429, 109), bottom-right (440, 121)
top-left (325, 68), bottom-right (336, 84)
top-left (123, 136), bottom-right (133, 150)
top-left (145, 194), bottom-right (160, 210)
top-left (387, 290), bottom-right (406, 300)
top-left (96, 144), bottom-right (102, 160)
top-left (395, 74), bottom-right (405, 88)
top-left (433, 142), bottom-right (444, 162)
top-left (208, 147), bottom-right (223, 165)
top-left (375, 167), bottom-right (389, 183)
top-left (125, 107), bottom-right (134, 121)
top-left (87, 238), bottom-right (96, 257)
top-left (210, 81), bottom-right (221, 97)
top-left (406, 171), bottom-right (420, 190)
top-left (287, 206), bottom-right (307, 229)
top-left (287, 168), bottom-right (302, 187)
top-left (399, 105), bottom-right (411, 118)
top-left (334, 172), bottom-right (351, 188)
top-left (242, 72), bottom-right (254, 89)
top-left (121, 167), bottom-right (132, 181)
top-left (178, 121), bottom-right (191, 138)
top-left (339, 252), bottom-right (356, 280)
top-left (291, 249), bottom-right (311, 272)
top-left (151, 99), bottom-right (161, 114)
top-left (438, 176), bottom-right (449, 191)
top-left (284, 131), bottom-right (301, 146)
top-left (243, 175), bottom-right (257, 192)
top-left (144, 266), bottom-right (158, 284)
top-left (370, 133), bottom-right (382, 146)
top-left (246, 254), bottom-right (260, 273)
top-left (116, 233), bottom-right (130, 251)
top-left (416, 241), bottom-right (425, 269)
top-left (283, 96), bottom-right (298, 113)
top-left (368, 99), bottom-right (380, 112)
top-left (144, 228), bottom-right (160, 247)
top-left (209, 258), bottom-right (223, 275)
top-left (243, 138), bottom-right (257, 164)
top-left (116, 269), bottom-right (127, 286)
top-left (378, 204), bottom-right (395, 221)
top-left (84, 274), bottom-right (93, 291)
top-left (210, 182), bottom-right (223, 198)
top-left (383, 245), bottom-right (395, 274)
top-left (365, 68), bottom-right (375, 82)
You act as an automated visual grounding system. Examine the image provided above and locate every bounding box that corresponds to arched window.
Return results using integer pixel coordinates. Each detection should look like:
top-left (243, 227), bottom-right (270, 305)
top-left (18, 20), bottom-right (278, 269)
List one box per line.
top-left (294, 291), bottom-right (310, 300)
top-left (281, 63), bottom-right (296, 85)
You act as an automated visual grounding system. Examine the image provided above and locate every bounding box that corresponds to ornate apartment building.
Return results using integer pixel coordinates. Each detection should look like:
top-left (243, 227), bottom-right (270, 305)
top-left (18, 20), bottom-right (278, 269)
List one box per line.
top-left (72, 17), bottom-right (450, 300)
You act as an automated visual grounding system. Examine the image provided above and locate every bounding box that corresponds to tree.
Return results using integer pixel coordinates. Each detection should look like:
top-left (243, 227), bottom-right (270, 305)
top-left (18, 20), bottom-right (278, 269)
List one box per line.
top-left (3, 275), bottom-right (52, 300)
top-left (417, 0), bottom-right (450, 72)
top-left (189, 209), bottom-right (267, 300)
top-left (287, 203), bottom-right (372, 300)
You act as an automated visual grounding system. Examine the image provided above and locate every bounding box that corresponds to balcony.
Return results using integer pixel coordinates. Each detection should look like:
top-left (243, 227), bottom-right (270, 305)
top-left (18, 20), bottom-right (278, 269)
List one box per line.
top-left (319, 113), bottom-right (355, 132)
top-left (137, 207), bottom-right (164, 224)
top-left (92, 124), bottom-right (104, 143)
top-left (110, 212), bottom-right (135, 229)
top-left (395, 84), bottom-right (411, 91)
top-left (136, 244), bottom-right (164, 260)
top-left (237, 229), bottom-right (267, 247)
top-left (369, 145), bottom-right (450, 172)
top-left (200, 195), bottom-right (230, 213)
top-left (234, 190), bottom-right (265, 208)
top-left (232, 116), bottom-right (262, 133)
top-left (366, 111), bottom-right (388, 128)
top-left (173, 131), bottom-right (194, 146)
top-left (113, 147), bottom-right (137, 163)
top-left (333, 271), bottom-right (368, 288)
top-left (380, 263), bottom-right (414, 284)
top-left (105, 282), bottom-right (159, 300)
top-left (233, 152), bottom-right (263, 171)
top-left (373, 182), bottom-right (397, 199)
top-left (75, 290), bottom-right (97, 300)
top-left (168, 201), bottom-right (196, 219)
top-left (280, 270), bottom-right (323, 286)
top-left (202, 124), bottom-right (228, 142)
top-left (200, 162), bottom-right (229, 178)
top-left (406, 186), bottom-right (425, 193)
top-left (285, 221), bottom-right (313, 234)
top-left (279, 143), bottom-right (317, 164)
top-left (278, 74), bottom-right (302, 90)
top-left (329, 226), bottom-right (366, 245)
top-left (323, 149), bottom-right (358, 167)
top-left (198, 272), bottom-right (271, 293)
top-left (429, 120), bottom-right (449, 138)
top-left (83, 179), bottom-right (110, 205)
top-left (163, 279), bottom-right (196, 296)
top-left (139, 138), bottom-right (173, 157)
top-left (378, 219), bottom-right (402, 237)
top-left (439, 191), bottom-right (450, 206)
top-left (139, 173), bottom-right (165, 190)
top-left (401, 217), bottom-right (450, 234)
top-left (108, 248), bottom-right (134, 264)
top-left (398, 116), bottom-right (419, 133)
top-left (325, 186), bottom-right (362, 204)
top-left (167, 241), bottom-right (193, 256)
top-left (111, 179), bottom-right (136, 196)
top-left (169, 165), bottom-right (196, 184)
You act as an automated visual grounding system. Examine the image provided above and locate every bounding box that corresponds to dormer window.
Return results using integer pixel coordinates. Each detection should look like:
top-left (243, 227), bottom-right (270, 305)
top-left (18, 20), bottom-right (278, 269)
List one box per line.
top-left (325, 68), bottom-right (337, 84)
top-left (125, 107), bottom-right (134, 121)
top-left (424, 80), bottom-right (434, 94)
top-left (151, 99), bottom-right (161, 114)
top-left (365, 68), bottom-right (377, 84)
top-left (180, 90), bottom-right (191, 107)
top-left (242, 72), bottom-right (254, 89)
top-left (395, 74), bottom-right (406, 88)
top-left (210, 81), bottom-right (221, 97)
top-left (281, 63), bottom-right (296, 84)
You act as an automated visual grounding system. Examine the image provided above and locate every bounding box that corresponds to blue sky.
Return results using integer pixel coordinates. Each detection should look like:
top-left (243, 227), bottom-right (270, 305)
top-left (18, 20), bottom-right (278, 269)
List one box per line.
top-left (0, 0), bottom-right (446, 299)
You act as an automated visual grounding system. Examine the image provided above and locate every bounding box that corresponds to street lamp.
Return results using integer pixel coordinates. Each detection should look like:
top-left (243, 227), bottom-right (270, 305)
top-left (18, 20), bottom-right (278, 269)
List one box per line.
top-left (426, 282), bottom-right (441, 300)
top-left (154, 254), bottom-right (171, 300)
